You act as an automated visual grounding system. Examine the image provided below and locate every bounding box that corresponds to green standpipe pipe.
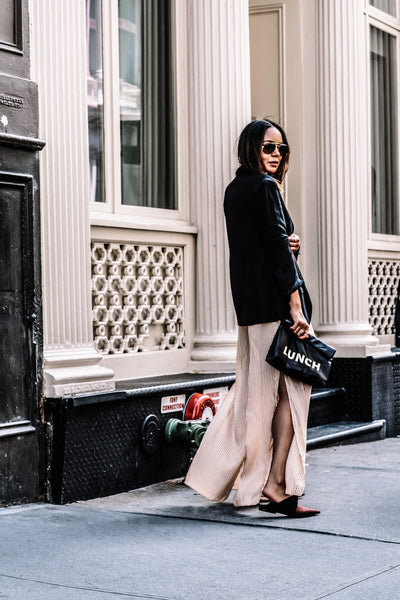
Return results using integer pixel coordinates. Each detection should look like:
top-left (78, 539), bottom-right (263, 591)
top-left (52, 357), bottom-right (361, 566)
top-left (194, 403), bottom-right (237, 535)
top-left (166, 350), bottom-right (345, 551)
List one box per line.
top-left (164, 419), bottom-right (211, 448)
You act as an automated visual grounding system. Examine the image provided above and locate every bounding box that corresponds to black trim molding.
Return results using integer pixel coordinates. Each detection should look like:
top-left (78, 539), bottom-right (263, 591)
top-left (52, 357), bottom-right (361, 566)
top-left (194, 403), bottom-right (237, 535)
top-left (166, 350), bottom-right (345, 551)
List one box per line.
top-left (0, 133), bottom-right (45, 151)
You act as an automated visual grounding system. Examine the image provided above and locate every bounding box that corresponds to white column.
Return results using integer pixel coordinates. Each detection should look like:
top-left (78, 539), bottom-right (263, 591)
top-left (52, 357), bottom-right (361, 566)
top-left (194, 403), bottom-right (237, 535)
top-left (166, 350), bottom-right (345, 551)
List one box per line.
top-left (189, 0), bottom-right (251, 369)
top-left (30, 0), bottom-right (114, 396)
top-left (315, 0), bottom-right (388, 357)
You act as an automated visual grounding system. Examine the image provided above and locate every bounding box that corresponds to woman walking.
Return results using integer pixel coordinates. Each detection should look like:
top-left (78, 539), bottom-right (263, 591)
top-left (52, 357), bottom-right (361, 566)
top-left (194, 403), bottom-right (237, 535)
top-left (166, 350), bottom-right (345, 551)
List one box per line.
top-left (185, 120), bottom-right (319, 518)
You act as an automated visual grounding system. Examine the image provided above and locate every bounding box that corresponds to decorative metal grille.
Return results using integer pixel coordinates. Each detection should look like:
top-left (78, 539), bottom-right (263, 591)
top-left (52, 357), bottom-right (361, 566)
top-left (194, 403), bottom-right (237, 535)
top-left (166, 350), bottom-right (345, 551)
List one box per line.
top-left (368, 259), bottom-right (400, 336)
top-left (91, 242), bottom-right (185, 355)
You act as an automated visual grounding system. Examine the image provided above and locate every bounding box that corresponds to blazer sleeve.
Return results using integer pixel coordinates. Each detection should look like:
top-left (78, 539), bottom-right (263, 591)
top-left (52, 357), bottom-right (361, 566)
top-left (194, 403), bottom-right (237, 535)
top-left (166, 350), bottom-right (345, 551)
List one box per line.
top-left (258, 178), bottom-right (303, 295)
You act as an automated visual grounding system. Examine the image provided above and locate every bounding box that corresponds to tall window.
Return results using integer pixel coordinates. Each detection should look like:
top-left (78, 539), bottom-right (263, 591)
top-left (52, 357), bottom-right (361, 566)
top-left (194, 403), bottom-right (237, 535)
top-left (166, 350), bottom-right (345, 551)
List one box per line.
top-left (86, 0), bottom-right (176, 210)
top-left (370, 26), bottom-right (399, 235)
top-left (119, 0), bottom-right (142, 205)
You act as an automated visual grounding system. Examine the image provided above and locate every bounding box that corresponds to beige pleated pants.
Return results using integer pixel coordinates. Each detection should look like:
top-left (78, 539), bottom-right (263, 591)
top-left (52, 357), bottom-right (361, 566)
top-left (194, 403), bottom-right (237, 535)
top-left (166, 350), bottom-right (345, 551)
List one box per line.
top-left (185, 321), bottom-right (312, 507)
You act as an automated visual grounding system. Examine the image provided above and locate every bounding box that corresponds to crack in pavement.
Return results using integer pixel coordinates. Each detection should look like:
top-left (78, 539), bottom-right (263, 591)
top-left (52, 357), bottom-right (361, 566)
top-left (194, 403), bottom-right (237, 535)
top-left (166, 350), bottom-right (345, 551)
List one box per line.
top-left (0, 573), bottom-right (170, 600)
top-left (313, 563), bottom-right (400, 599)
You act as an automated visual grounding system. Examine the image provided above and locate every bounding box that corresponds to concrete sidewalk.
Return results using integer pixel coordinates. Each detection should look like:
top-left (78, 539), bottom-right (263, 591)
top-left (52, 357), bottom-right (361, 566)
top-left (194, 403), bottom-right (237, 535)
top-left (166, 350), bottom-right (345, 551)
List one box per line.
top-left (1, 438), bottom-right (400, 599)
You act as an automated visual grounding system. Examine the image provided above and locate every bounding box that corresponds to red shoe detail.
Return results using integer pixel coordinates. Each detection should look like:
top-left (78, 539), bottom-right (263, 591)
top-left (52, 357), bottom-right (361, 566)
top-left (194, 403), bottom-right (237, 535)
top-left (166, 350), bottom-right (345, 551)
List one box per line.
top-left (287, 505), bottom-right (320, 518)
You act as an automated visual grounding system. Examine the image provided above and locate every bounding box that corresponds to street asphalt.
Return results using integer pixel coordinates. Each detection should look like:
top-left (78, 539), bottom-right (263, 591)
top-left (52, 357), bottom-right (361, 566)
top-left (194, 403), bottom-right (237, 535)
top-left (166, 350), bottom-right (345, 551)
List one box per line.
top-left (0, 438), bottom-right (399, 599)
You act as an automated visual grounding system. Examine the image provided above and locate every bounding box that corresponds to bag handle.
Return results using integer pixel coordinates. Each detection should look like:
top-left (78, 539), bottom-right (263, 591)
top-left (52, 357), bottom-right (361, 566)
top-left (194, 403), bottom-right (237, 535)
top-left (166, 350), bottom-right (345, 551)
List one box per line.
top-left (282, 319), bottom-right (336, 360)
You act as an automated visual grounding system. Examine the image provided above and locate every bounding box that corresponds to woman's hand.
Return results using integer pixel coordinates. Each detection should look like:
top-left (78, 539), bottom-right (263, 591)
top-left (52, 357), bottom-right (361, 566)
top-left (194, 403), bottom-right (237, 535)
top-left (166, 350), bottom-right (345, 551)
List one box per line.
top-left (289, 233), bottom-right (300, 255)
top-left (290, 310), bottom-right (310, 339)
top-left (289, 289), bottom-right (310, 339)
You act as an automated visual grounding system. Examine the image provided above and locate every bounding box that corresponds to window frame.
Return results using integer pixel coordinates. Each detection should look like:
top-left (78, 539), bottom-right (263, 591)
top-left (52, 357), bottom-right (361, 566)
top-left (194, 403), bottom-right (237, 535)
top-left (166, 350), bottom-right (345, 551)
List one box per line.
top-left (88, 0), bottom-right (188, 224)
top-left (0, 0), bottom-right (23, 55)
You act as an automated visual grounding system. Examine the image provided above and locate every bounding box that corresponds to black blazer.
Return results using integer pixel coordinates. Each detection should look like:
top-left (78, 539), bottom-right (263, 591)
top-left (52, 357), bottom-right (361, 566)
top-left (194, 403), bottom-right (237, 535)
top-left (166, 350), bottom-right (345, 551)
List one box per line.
top-left (224, 170), bottom-right (311, 326)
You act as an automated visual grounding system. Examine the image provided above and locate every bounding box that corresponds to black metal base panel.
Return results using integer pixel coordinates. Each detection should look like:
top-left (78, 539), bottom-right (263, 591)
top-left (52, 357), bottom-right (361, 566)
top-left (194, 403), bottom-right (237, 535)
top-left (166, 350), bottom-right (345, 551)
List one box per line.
top-left (328, 351), bottom-right (400, 437)
top-left (45, 376), bottom-right (235, 504)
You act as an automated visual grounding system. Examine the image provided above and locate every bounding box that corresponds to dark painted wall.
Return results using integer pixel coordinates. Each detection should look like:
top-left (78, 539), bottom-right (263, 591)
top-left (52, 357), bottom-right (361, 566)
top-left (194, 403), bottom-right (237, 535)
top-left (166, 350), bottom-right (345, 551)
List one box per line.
top-left (0, 0), bottom-right (44, 504)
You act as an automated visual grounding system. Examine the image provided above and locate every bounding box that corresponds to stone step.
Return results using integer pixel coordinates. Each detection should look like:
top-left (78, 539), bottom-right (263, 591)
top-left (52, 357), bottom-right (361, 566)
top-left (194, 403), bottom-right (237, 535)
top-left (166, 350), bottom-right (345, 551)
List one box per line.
top-left (307, 419), bottom-right (386, 450)
top-left (308, 387), bottom-right (346, 428)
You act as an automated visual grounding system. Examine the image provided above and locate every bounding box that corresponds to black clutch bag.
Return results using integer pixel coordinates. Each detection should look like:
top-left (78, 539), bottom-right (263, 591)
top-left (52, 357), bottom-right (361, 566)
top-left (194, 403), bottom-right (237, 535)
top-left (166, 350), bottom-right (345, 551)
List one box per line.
top-left (266, 320), bottom-right (336, 387)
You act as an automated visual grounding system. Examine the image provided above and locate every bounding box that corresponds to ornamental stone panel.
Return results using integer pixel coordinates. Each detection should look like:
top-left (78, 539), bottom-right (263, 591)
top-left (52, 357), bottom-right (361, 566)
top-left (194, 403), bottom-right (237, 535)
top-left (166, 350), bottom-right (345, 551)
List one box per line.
top-left (368, 259), bottom-right (400, 336)
top-left (91, 242), bottom-right (185, 355)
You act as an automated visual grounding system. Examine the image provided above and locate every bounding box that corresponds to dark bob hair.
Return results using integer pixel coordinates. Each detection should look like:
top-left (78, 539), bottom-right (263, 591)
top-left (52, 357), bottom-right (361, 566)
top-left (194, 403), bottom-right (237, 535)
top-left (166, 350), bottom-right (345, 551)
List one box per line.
top-left (237, 119), bottom-right (290, 183)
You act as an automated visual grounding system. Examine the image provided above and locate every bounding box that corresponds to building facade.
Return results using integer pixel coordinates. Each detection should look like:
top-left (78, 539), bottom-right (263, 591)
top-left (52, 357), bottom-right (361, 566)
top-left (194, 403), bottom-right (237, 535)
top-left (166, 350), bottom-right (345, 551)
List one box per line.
top-left (1, 0), bottom-right (400, 503)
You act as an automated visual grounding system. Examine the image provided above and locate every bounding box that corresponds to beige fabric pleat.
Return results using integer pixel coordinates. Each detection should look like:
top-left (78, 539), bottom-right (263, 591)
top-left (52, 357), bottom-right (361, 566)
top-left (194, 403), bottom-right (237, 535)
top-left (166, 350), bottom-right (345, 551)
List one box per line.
top-left (185, 321), bottom-right (312, 507)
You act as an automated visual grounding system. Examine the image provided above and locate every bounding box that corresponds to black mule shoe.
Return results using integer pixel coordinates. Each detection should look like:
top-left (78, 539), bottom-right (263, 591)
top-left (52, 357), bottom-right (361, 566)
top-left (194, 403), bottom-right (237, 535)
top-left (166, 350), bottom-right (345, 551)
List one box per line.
top-left (259, 495), bottom-right (320, 518)
top-left (259, 495), bottom-right (298, 515)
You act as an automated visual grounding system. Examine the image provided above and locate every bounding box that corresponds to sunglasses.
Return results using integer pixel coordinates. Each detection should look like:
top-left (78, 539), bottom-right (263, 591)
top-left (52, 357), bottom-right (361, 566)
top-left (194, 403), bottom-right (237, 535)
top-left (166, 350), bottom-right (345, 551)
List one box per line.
top-left (262, 142), bottom-right (288, 156)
